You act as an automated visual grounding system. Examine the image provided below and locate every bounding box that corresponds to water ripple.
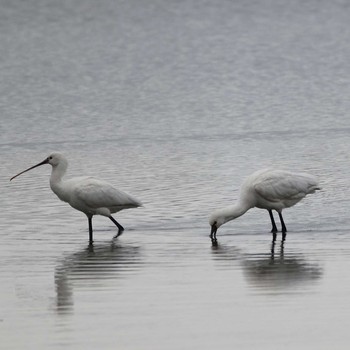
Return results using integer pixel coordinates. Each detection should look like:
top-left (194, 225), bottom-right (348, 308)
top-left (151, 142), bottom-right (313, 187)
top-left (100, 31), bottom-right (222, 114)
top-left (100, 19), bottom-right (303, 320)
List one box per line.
top-left (242, 242), bottom-right (323, 295)
top-left (55, 241), bottom-right (143, 314)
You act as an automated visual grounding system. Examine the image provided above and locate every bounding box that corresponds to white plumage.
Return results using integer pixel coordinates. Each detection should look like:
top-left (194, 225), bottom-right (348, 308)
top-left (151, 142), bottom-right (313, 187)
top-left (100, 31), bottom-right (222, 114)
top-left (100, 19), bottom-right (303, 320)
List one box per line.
top-left (66, 177), bottom-right (141, 215)
top-left (11, 153), bottom-right (142, 242)
top-left (209, 169), bottom-right (320, 242)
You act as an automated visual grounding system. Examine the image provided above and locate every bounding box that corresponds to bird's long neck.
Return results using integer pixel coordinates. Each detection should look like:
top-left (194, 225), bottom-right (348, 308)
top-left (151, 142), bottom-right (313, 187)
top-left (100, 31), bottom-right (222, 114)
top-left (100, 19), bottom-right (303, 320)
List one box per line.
top-left (49, 160), bottom-right (69, 202)
top-left (220, 201), bottom-right (251, 224)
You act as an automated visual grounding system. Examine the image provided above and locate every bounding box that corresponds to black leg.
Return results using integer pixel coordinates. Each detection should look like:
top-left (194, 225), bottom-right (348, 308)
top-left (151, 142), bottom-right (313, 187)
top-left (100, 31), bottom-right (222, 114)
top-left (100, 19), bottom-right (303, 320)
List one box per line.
top-left (109, 216), bottom-right (124, 237)
top-left (278, 212), bottom-right (287, 240)
top-left (280, 240), bottom-right (285, 255)
top-left (88, 216), bottom-right (93, 243)
top-left (272, 231), bottom-right (277, 242)
top-left (270, 240), bottom-right (276, 259)
top-left (268, 210), bottom-right (278, 234)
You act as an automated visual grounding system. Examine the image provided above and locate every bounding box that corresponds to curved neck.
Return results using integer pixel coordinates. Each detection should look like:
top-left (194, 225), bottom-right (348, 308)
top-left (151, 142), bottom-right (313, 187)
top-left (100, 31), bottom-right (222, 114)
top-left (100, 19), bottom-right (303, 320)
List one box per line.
top-left (49, 161), bottom-right (70, 202)
top-left (221, 201), bottom-right (251, 224)
top-left (50, 162), bottom-right (68, 182)
top-left (49, 160), bottom-right (67, 187)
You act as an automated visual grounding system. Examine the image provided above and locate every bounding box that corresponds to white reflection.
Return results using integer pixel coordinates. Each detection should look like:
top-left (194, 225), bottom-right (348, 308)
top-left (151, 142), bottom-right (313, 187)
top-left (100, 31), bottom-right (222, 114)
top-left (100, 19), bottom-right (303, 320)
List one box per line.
top-left (55, 241), bottom-right (142, 314)
top-left (242, 241), bottom-right (323, 294)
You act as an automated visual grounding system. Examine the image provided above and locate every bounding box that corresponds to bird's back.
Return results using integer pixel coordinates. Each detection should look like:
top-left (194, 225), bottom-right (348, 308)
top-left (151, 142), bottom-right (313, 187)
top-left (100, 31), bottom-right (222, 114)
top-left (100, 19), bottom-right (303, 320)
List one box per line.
top-left (68, 177), bottom-right (142, 213)
top-left (246, 169), bottom-right (320, 209)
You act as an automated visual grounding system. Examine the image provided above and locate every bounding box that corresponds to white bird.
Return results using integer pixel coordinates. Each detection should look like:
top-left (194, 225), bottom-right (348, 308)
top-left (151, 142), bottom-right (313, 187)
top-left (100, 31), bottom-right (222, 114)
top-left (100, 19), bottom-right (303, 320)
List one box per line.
top-left (209, 169), bottom-right (320, 242)
top-left (10, 153), bottom-right (142, 243)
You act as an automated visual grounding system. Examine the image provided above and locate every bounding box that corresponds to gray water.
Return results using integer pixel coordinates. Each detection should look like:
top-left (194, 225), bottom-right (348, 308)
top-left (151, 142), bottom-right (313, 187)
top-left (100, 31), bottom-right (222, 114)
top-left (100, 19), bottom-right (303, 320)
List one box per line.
top-left (1, 0), bottom-right (350, 348)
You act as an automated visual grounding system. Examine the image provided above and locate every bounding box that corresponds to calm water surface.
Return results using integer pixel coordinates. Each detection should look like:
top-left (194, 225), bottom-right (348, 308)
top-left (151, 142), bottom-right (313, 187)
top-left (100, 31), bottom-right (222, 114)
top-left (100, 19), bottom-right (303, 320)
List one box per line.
top-left (1, 0), bottom-right (350, 349)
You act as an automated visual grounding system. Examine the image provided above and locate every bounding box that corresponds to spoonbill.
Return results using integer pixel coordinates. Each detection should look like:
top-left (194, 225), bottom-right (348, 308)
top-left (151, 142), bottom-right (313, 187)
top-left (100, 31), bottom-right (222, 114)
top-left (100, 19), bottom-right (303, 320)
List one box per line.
top-left (209, 169), bottom-right (320, 242)
top-left (10, 153), bottom-right (142, 242)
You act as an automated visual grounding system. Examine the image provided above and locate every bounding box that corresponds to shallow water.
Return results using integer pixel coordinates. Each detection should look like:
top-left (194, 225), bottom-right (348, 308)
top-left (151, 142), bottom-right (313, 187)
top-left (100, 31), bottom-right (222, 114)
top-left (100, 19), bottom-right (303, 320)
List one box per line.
top-left (1, 0), bottom-right (350, 349)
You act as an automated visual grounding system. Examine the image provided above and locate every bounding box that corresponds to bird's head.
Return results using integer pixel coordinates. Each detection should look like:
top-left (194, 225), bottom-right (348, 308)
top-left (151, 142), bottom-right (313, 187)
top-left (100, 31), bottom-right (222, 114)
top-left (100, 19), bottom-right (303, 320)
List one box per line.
top-left (209, 203), bottom-right (249, 238)
top-left (10, 152), bottom-right (66, 181)
top-left (46, 152), bottom-right (65, 167)
top-left (209, 212), bottom-right (226, 236)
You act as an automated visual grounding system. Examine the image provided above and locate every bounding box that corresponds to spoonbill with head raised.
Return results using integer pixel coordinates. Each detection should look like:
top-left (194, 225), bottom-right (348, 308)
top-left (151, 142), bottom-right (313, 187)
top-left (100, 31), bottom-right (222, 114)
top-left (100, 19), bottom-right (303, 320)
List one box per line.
top-left (209, 169), bottom-right (320, 242)
top-left (10, 153), bottom-right (142, 243)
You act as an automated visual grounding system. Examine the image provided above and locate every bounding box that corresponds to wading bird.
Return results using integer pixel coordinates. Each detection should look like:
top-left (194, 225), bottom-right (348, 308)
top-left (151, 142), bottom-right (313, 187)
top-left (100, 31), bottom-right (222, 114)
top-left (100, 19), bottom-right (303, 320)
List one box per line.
top-left (209, 169), bottom-right (320, 242)
top-left (10, 153), bottom-right (142, 243)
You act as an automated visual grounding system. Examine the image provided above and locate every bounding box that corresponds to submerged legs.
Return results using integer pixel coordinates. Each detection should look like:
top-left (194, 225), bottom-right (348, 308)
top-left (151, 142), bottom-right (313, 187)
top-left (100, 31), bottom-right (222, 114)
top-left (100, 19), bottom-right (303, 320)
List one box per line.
top-left (278, 212), bottom-right (287, 240)
top-left (268, 210), bottom-right (278, 241)
top-left (87, 215), bottom-right (124, 242)
top-left (109, 216), bottom-right (125, 238)
top-left (268, 210), bottom-right (287, 241)
top-left (88, 216), bottom-right (93, 243)
top-left (269, 210), bottom-right (278, 233)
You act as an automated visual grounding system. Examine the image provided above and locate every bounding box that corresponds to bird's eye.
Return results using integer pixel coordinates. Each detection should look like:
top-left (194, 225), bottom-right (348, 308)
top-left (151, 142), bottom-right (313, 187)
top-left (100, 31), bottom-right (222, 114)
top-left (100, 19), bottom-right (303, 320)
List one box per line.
top-left (49, 156), bottom-right (53, 160)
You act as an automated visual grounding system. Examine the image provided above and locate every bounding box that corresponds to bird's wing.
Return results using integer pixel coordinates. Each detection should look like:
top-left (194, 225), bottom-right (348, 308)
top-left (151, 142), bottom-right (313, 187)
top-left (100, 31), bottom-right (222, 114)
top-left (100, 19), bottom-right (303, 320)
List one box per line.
top-left (253, 170), bottom-right (319, 203)
top-left (73, 177), bottom-right (142, 209)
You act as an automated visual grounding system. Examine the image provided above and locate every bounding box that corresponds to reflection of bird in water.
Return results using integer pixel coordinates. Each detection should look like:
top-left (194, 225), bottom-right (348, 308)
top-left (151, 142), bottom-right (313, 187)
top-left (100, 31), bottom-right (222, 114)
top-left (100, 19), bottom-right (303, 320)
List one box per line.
top-left (242, 241), bottom-right (323, 293)
top-left (211, 241), bottom-right (242, 266)
top-left (55, 241), bottom-right (142, 313)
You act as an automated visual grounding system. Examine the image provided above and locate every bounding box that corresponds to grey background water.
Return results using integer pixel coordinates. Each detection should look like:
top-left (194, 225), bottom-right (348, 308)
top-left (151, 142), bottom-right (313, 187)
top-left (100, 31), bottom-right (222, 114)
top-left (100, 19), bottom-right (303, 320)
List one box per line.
top-left (1, 0), bottom-right (350, 348)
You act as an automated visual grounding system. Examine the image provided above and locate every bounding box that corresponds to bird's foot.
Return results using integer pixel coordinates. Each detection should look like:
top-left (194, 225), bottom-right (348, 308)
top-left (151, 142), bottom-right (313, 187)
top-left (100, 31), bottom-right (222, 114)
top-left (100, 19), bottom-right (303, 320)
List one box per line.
top-left (272, 231), bottom-right (277, 242)
top-left (114, 229), bottom-right (124, 239)
top-left (282, 231), bottom-right (287, 241)
top-left (210, 233), bottom-right (217, 241)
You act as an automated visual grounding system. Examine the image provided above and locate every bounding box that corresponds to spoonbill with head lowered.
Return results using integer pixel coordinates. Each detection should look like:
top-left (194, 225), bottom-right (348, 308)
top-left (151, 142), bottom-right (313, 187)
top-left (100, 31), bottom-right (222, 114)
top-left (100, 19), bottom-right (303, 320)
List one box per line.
top-left (209, 168), bottom-right (320, 242)
top-left (10, 153), bottom-right (142, 243)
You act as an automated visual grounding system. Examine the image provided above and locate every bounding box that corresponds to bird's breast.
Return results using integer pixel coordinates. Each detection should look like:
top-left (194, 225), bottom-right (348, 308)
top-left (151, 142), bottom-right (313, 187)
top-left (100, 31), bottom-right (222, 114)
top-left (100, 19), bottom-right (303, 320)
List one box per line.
top-left (50, 181), bottom-right (72, 204)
